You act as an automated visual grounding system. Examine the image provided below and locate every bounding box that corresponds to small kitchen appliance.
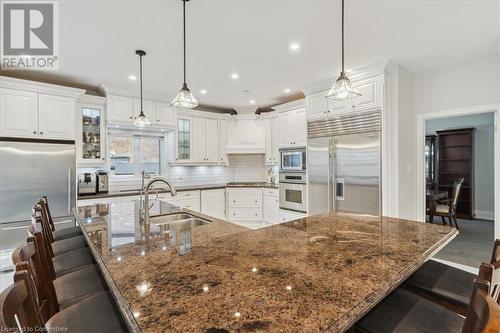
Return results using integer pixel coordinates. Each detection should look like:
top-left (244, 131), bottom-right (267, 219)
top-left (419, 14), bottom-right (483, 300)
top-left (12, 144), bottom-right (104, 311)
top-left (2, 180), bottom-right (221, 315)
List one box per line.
top-left (78, 173), bottom-right (97, 195)
top-left (96, 170), bottom-right (109, 193)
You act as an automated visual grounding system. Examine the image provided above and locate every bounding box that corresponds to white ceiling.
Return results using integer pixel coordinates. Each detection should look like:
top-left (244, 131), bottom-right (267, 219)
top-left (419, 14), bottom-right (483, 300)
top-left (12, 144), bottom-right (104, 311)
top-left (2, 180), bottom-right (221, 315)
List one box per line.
top-left (49, 0), bottom-right (500, 109)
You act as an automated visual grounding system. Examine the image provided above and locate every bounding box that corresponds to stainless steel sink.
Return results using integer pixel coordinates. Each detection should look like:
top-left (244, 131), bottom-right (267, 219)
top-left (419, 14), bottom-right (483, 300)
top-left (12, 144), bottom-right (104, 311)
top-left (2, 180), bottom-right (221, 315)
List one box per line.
top-left (149, 213), bottom-right (211, 227)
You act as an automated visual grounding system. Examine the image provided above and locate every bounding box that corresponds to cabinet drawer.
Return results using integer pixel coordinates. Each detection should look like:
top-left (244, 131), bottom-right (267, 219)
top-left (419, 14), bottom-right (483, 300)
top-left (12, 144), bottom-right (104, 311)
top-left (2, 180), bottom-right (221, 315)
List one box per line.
top-left (228, 193), bottom-right (262, 208)
top-left (263, 189), bottom-right (278, 197)
top-left (176, 198), bottom-right (200, 212)
top-left (228, 208), bottom-right (262, 221)
top-left (176, 190), bottom-right (200, 200)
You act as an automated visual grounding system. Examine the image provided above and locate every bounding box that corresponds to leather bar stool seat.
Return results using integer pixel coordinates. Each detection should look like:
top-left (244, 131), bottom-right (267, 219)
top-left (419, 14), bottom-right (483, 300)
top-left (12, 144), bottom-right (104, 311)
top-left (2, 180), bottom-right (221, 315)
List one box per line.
top-left (53, 226), bottom-right (82, 241)
top-left (45, 291), bottom-right (127, 333)
top-left (53, 247), bottom-right (94, 277)
top-left (403, 260), bottom-right (475, 312)
top-left (53, 265), bottom-right (106, 309)
top-left (51, 235), bottom-right (87, 256)
top-left (355, 288), bottom-right (464, 333)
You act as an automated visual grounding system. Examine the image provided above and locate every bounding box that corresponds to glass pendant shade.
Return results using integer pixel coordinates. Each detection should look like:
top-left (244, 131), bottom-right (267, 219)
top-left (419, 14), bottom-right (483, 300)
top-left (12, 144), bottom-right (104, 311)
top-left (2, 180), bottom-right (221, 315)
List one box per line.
top-left (326, 72), bottom-right (361, 101)
top-left (133, 111), bottom-right (151, 127)
top-left (171, 83), bottom-right (199, 109)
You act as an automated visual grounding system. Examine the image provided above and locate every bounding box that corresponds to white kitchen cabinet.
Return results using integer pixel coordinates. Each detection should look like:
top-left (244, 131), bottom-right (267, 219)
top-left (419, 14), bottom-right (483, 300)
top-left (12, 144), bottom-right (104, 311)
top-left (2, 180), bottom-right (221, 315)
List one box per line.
top-left (156, 103), bottom-right (177, 127)
top-left (107, 95), bottom-right (134, 124)
top-left (0, 88), bottom-right (38, 138)
top-left (350, 77), bottom-right (381, 111)
top-left (265, 117), bottom-right (279, 165)
top-left (175, 116), bottom-right (219, 164)
top-left (218, 118), bottom-right (236, 165)
top-left (175, 190), bottom-right (200, 212)
top-left (38, 94), bottom-right (75, 140)
top-left (191, 117), bottom-right (206, 163)
top-left (263, 189), bottom-right (279, 225)
top-left (205, 119), bottom-right (219, 162)
top-left (306, 76), bottom-right (382, 121)
top-left (279, 209), bottom-right (306, 223)
top-left (201, 188), bottom-right (226, 220)
top-left (78, 104), bottom-right (105, 164)
top-left (278, 109), bottom-right (306, 148)
top-left (227, 188), bottom-right (263, 227)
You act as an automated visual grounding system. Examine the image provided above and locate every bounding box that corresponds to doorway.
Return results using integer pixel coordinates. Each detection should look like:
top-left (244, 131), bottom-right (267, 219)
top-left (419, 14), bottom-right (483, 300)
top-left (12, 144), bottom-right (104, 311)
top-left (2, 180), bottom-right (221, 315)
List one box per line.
top-left (416, 105), bottom-right (498, 270)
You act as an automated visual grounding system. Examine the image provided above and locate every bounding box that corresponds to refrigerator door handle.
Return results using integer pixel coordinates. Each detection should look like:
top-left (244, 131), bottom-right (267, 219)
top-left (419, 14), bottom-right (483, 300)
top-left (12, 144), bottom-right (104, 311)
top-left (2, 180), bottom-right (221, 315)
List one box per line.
top-left (67, 168), bottom-right (71, 214)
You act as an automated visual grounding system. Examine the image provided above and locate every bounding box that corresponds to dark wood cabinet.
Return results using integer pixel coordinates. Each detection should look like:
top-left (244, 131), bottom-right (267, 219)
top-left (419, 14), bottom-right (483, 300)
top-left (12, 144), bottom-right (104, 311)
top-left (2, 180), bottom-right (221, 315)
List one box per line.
top-left (436, 128), bottom-right (475, 219)
top-left (425, 135), bottom-right (437, 186)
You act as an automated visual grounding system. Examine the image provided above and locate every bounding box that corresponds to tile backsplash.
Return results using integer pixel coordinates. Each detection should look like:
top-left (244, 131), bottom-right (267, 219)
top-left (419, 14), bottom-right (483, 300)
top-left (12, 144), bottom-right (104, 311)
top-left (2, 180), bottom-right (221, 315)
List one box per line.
top-left (168, 154), bottom-right (268, 186)
top-left (107, 154), bottom-right (275, 191)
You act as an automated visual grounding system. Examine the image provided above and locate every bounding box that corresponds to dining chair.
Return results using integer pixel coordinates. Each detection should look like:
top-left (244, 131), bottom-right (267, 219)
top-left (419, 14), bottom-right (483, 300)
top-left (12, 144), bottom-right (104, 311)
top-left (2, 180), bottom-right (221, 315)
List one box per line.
top-left (355, 278), bottom-right (500, 333)
top-left (434, 177), bottom-right (465, 229)
top-left (41, 196), bottom-right (82, 240)
top-left (0, 269), bottom-right (126, 333)
top-left (12, 235), bottom-right (106, 317)
top-left (404, 239), bottom-right (500, 315)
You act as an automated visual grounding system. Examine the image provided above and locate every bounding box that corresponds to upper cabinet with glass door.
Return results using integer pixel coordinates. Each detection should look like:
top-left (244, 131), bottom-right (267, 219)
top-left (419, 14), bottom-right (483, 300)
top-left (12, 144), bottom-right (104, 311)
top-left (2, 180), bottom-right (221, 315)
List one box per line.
top-left (78, 104), bottom-right (106, 165)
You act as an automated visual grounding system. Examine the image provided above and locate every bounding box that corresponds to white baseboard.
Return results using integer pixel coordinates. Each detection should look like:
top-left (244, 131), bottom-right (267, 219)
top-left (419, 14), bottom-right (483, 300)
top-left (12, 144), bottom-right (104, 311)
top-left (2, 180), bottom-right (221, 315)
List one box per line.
top-left (475, 210), bottom-right (494, 221)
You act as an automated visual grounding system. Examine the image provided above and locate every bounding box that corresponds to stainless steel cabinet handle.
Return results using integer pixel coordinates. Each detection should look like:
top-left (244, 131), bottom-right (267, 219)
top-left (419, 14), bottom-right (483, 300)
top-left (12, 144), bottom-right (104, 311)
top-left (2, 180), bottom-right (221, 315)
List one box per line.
top-left (129, 116), bottom-right (133, 119)
top-left (33, 131), bottom-right (37, 134)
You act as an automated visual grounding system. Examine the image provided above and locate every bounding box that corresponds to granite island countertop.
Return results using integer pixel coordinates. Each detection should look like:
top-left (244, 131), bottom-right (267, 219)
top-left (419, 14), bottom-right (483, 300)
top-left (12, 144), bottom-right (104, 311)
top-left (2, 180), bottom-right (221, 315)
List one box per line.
top-left (74, 201), bottom-right (457, 333)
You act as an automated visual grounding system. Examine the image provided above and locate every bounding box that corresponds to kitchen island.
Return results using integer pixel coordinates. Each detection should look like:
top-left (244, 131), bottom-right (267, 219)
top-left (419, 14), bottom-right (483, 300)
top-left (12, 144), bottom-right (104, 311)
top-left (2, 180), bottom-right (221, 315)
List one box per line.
top-left (74, 200), bottom-right (457, 333)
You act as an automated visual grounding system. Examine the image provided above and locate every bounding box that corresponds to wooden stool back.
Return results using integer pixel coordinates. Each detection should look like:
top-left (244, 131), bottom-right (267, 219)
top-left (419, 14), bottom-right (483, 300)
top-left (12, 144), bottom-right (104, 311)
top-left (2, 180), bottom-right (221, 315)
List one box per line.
top-left (0, 270), bottom-right (44, 331)
top-left (462, 279), bottom-right (500, 333)
top-left (12, 237), bottom-right (59, 321)
top-left (41, 196), bottom-right (56, 232)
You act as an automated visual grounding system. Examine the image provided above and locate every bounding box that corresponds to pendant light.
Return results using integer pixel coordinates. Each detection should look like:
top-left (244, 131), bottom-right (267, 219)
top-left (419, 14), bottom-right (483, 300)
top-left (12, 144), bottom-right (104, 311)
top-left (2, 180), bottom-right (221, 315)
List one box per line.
top-left (171, 0), bottom-right (198, 109)
top-left (325, 0), bottom-right (361, 101)
top-left (133, 50), bottom-right (151, 127)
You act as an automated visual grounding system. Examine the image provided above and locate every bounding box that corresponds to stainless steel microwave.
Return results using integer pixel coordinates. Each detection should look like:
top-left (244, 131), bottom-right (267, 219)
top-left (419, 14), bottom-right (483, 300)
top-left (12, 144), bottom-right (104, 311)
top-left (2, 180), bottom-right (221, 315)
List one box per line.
top-left (280, 148), bottom-right (306, 172)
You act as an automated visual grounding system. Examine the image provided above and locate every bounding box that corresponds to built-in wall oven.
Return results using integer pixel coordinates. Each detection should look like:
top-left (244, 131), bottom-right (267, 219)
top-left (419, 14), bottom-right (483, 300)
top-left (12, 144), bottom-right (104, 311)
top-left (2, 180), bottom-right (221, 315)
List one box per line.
top-left (280, 147), bottom-right (306, 172)
top-left (279, 172), bottom-right (307, 213)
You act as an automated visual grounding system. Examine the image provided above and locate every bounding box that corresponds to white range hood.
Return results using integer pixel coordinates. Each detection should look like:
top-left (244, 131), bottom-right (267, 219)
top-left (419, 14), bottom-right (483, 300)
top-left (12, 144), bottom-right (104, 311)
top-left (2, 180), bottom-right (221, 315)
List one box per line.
top-left (226, 114), bottom-right (265, 154)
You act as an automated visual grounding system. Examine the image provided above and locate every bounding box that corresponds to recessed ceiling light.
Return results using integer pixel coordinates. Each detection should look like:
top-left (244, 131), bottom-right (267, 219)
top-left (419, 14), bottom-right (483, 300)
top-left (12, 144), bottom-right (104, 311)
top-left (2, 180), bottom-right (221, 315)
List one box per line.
top-left (231, 73), bottom-right (239, 80)
top-left (250, 100), bottom-right (256, 104)
top-left (345, 68), bottom-right (353, 73)
top-left (200, 89), bottom-right (207, 94)
top-left (289, 42), bottom-right (300, 51)
top-left (128, 75), bottom-right (137, 81)
top-left (284, 88), bottom-right (291, 93)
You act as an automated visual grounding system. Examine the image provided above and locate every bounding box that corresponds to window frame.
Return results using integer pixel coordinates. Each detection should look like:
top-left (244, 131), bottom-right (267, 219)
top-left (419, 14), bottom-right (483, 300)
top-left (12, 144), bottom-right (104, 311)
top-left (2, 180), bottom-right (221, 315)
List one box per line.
top-left (107, 129), bottom-right (165, 179)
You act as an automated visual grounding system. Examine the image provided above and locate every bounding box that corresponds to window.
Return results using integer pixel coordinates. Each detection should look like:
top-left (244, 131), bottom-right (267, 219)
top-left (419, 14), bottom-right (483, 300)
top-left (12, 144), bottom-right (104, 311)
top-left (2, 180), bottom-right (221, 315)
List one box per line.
top-left (109, 131), bottom-right (163, 177)
top-left (178, 118), bottom-right (190, 160)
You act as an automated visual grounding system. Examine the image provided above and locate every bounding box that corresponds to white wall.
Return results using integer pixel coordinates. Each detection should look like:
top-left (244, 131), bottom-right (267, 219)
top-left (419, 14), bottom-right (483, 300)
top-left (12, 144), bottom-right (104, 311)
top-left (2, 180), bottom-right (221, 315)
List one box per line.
top-left (414, 54), bottom-right (499, 115)
top-left (397, 66), bottom-right (416, 219)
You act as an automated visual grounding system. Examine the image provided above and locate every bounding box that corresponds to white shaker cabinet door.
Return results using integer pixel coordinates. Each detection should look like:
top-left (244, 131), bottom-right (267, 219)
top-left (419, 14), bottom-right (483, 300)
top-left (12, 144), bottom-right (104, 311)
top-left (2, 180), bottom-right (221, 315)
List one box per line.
top-left (201, 189), bottom-right (226, 220)
top-left (38, 94), bottom-right (76, 140)
top-left (263, 194), bottom-right (279, 224)
top-left (190, 117), bottom-right (206, 163)
top-left (107, 95), bottom-right (134, 124)
top-left (156, 103), bottom-right (177, 127)
top-left (0, 88), bottom-right (38, 138)
top-left (205, 119), bottom-right (219, 162)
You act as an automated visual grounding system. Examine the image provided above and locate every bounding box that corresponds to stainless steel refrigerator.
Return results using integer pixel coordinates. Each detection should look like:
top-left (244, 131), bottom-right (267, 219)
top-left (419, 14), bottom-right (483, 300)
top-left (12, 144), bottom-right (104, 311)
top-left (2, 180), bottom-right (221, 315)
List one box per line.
top-left (307, 110), bottom-right (381, 216)
top-left (0, 140), bottom-right (76, 224)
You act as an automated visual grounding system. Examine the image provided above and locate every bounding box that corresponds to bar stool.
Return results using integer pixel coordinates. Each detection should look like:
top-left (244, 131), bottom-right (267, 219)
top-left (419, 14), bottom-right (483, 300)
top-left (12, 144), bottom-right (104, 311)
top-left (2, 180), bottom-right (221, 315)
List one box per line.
top-left (41, 196), bottom-right (82, 240)
top-left (403, 239), bottom-right (500, 315)
top-left (0, 270), bottom-right (126, 333)
top-left (33, 203), bottom-right (86, 256)
top-left (28, 224), bottom-right (94, 278)
top-left (12, 235), bottom-right (106, 319)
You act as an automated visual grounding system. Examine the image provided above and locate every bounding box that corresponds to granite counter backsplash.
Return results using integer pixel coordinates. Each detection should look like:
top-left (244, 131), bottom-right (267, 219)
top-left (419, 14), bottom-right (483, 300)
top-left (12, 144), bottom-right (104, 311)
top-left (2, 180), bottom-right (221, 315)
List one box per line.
top-left (75, 201), bottom-right (456, 333)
